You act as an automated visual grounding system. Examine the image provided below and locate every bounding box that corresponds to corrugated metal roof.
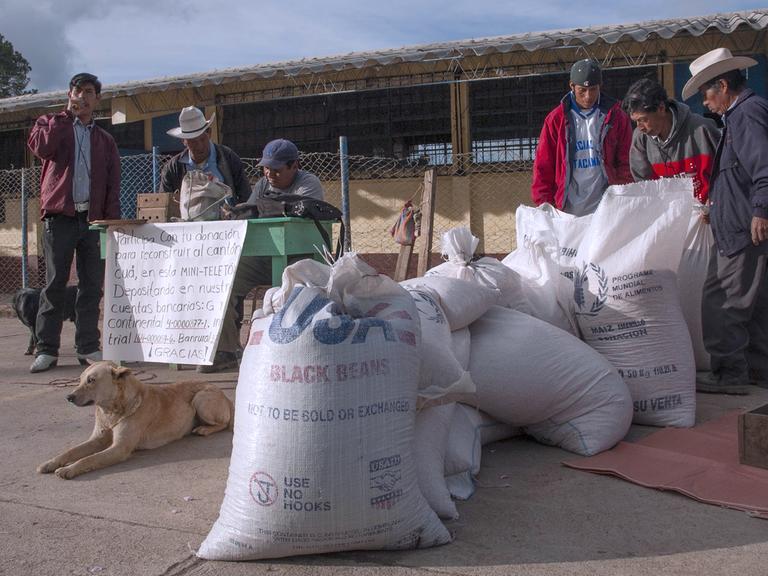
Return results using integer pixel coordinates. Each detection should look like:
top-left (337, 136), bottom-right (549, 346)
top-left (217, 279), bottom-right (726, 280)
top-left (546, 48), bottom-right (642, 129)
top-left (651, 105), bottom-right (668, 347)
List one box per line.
top-left (2, 9), bottom-right (766, 114)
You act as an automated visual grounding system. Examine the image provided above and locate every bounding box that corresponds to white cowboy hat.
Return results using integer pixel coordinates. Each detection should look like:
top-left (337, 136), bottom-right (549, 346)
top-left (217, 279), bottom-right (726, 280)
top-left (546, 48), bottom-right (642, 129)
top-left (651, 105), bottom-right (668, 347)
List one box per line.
top-left (681, 48), bottom-right (757, 100)
top-left (167, 106), bottom-right (215, 139)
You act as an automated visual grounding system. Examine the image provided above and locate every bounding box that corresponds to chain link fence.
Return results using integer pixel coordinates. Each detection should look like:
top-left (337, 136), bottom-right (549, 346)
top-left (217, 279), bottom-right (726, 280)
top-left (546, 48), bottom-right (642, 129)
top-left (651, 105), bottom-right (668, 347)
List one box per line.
top-left (0, 150), bottom-right (534, 298)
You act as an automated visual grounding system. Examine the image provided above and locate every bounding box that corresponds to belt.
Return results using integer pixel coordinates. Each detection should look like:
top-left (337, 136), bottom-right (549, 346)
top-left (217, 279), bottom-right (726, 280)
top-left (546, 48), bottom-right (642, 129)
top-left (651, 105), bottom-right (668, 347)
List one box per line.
top-left (74, 201), bottom-right (89, 213)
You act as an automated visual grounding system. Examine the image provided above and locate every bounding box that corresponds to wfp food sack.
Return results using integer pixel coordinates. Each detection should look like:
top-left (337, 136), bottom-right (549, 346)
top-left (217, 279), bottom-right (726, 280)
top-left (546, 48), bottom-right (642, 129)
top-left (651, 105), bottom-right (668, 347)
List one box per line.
top-left (570, 179), bottom-right (696, 427)
top-left (197, 254), bottom-right (450, 560)
top-left (468, 306), bottom-right (633, 456)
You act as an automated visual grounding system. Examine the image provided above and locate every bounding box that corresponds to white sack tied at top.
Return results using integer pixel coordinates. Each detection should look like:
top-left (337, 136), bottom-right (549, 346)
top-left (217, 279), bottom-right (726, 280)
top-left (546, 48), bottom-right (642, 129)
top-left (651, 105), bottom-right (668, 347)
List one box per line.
top-left (427, 227), bottom-right (525, 309)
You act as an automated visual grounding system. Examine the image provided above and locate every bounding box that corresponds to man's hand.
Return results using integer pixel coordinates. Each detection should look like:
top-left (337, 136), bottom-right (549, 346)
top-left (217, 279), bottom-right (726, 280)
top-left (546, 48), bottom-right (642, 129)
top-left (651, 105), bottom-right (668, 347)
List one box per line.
top-left (751, 216), bottom-right (768, 245)
top-left (221, 202), bottom-right (253, 220)
top-left (67, 96), bottom-right (83, 115)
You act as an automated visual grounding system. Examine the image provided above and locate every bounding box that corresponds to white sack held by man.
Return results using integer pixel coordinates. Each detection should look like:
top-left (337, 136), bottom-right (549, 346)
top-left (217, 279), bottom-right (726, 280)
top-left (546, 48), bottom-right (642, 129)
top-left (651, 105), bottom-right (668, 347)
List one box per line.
top-left (197, 254), bottom-right (450, 561)
top-left (571, 179), bottom-right (695, 427)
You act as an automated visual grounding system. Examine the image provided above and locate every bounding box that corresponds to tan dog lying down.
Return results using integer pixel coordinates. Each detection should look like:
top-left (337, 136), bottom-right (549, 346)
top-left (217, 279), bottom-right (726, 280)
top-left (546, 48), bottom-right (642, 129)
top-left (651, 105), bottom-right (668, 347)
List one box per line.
top-left (38, 361), bottom-right (234, 479)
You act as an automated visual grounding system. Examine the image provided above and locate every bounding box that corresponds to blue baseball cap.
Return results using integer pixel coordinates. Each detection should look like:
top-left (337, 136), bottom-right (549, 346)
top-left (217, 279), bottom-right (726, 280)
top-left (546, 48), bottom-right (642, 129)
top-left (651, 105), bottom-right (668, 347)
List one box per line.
top-left (257, 139), bottom-right (299, 169)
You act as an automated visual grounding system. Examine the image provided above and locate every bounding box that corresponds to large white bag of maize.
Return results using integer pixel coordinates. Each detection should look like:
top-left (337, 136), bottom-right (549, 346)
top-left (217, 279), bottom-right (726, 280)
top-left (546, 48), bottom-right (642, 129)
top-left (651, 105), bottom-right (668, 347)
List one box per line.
top-left (198, 254), bottom-right (450, 560)
top-left (570, 179), bottom-right (696, 427)
top-left (468, 306), bottom-right (633, 456)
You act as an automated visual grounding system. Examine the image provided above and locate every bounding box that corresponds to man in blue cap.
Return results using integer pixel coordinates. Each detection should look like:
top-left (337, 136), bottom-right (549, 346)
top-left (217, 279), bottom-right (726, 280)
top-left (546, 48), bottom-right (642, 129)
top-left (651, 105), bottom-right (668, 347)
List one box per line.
top-left (246, 138), bottom-right (324, 202)
top-left (203, 139), bottom-right (325, 373)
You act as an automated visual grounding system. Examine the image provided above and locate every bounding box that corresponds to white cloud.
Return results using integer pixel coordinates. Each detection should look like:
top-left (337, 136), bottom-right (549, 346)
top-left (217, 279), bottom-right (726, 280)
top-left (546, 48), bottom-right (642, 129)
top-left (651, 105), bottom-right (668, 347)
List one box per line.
top-left (0, 0), bottom-right (761, 92)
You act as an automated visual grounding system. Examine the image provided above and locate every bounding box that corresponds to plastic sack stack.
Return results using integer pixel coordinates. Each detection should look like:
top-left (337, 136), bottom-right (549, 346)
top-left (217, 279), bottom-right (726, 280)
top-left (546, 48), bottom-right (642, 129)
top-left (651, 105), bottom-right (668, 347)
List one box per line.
top-left (198, 254), bottom-right (450, 561)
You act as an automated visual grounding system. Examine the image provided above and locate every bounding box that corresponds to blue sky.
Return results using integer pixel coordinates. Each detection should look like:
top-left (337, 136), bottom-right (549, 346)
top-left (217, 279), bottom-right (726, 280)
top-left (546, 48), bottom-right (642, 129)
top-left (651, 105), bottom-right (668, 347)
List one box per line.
top-left (1, 0), bottom-right (762, 93)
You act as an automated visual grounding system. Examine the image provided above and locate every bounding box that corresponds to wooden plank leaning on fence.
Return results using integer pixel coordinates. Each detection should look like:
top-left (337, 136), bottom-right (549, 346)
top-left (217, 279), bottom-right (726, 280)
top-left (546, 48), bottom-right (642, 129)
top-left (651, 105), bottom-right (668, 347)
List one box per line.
top-left (393, 167), bottom-right (436, 282)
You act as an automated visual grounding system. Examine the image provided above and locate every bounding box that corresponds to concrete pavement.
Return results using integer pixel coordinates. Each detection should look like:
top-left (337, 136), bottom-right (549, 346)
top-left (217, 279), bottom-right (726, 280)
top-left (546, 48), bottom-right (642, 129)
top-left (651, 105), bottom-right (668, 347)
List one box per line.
top-left (0, 315), bottom-right (767, 576)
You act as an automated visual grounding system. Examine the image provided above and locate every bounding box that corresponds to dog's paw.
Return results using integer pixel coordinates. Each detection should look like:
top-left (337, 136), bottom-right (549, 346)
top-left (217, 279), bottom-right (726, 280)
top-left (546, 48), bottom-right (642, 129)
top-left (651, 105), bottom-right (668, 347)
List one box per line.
top-left (54, 466), bottom-right (77, 480)
top-left (37, 461), bottom-right (59, 474)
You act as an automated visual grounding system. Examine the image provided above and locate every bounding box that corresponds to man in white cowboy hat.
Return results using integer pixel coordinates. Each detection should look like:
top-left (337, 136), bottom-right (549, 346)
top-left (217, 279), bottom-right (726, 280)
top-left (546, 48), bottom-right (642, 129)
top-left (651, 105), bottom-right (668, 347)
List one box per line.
top-left (682, 48), bottom-right (768, 395)
top-left (160, 106), bottom-right (250, 204)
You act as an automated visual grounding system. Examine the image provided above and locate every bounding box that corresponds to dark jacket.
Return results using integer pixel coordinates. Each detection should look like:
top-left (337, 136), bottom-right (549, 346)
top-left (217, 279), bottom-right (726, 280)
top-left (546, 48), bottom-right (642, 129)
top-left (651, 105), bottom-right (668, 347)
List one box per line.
top-left (160, 143), bottom-right (251, 203)
top-left (28, 110), bottom-right (121, 220)
top-left (531, 93), bottom-right (633, 209)
top-left (709, 89), bottom-right (768, 257)
top-left (629, 100), bottom-right (720, 204)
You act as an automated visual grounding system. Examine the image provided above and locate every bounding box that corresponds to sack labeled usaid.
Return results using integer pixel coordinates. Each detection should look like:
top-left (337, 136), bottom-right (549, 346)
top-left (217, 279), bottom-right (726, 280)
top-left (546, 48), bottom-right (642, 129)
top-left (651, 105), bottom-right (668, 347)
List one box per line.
top-left (198, 255), bottom-right (449, 560)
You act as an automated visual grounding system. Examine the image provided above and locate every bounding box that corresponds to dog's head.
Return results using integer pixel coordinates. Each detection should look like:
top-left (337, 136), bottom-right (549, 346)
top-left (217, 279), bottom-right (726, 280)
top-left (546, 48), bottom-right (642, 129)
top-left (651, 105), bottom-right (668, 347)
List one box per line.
top-left (67, 361), bottom-right (133, 408)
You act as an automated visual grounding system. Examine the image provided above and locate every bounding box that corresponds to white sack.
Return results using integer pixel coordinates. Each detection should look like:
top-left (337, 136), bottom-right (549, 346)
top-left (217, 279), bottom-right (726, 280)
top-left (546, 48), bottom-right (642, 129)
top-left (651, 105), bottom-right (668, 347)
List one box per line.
top-left (427, 227), bottom-right (525, 308)
top-left (571, 180), bottom-right (696, 427)
top-left (401, 275), bottom-right (499, 331)
top-left (442, 404), bottom-right (520, 500)
top-left (414, 403), bottom-right (458, 520)
top-left (198, 254), bottom-right (449, 560)
top-left (408, 286), bottom-right (474, 401)
top-left (450, 328), bottom-right (471, 371)
top-left (445, 404), bottom-right (519, 478)
top-left (678, 204), bottom-right (713, 370)
top-left (468, 306), bottom-right (633, 456)
top-left (502, 206), bottom-right (577, 334)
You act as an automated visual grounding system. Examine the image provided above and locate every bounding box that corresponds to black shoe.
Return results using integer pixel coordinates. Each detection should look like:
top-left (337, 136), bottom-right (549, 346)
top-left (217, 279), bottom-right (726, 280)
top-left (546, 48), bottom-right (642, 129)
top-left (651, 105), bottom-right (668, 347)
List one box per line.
top-left (695, 371), bottom-right (750, 395)
top-left (197, 352), bottom-right (239, 374)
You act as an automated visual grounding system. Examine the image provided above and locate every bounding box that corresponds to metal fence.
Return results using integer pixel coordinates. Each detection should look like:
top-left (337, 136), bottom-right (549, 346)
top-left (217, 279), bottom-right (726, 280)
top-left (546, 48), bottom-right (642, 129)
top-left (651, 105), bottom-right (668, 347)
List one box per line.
top-left (0, 150), bottom-right (534, 296)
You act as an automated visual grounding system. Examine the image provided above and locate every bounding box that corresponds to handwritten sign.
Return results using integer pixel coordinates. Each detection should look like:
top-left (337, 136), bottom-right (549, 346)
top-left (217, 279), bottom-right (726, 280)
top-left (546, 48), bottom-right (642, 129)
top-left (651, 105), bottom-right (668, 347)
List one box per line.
top-left (103, 220), bottom-right (248, 364)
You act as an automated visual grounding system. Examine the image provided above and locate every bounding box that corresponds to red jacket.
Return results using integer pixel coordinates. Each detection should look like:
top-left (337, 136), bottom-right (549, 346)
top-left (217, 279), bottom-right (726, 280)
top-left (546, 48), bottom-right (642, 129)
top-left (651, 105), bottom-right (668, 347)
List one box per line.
top-left (531, 93), bottom-right (633, 209)
top-left (28, 110), bottom-right (121, 220)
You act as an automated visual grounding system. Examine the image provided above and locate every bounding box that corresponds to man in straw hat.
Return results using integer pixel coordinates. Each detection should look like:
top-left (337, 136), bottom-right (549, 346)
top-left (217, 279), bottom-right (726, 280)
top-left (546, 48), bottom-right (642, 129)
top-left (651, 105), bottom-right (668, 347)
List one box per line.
top-left (160, 106), bottom-right (250, 203)
top-left (682, 48), bottom-right (768, 394)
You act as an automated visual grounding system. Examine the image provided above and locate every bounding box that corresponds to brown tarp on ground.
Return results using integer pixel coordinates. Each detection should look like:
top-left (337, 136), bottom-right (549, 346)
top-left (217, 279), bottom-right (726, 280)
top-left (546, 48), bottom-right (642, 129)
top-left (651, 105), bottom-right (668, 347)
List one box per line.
top-left (563, 411), bottom-right (768, 519)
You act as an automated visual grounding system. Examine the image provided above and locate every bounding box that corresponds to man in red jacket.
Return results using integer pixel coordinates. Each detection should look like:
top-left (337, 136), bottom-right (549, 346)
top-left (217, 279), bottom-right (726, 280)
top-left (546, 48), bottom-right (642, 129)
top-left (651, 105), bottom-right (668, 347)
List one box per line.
top-left (531, 59), bottom-right (633, 215)
top-left (27, 72), bottom-right (121, 373)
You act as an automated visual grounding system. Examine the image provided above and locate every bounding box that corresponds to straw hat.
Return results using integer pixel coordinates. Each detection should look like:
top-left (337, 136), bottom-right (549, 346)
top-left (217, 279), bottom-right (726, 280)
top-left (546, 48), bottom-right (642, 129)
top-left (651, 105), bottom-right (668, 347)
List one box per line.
top-left (167, 106), bottom-right (215, 139)
top-left (681, 48), bottom-right (757, 100)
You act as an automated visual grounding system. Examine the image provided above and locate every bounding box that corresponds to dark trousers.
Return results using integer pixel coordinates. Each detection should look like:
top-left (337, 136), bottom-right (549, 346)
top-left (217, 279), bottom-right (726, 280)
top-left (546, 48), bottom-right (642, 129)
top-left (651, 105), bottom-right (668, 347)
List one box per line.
top-left (217, 255), bottom-right (308, 354)
top-left (701, 245), bottom-right (768, 379)
top-left (217, 256), bottom-right (272, 354)
top-left (36, 213), bottom-right (104, 356)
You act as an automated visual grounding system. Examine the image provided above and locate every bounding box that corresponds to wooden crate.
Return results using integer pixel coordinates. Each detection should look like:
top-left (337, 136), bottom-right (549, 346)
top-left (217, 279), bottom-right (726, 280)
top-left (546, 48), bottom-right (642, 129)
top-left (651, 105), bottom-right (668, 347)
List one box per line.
top-left (136, 193), bottom-right (179, 221)
top-left (738, 403), bottom-right (768, 469)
